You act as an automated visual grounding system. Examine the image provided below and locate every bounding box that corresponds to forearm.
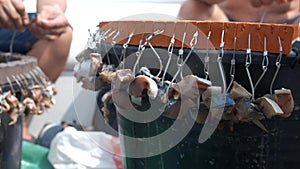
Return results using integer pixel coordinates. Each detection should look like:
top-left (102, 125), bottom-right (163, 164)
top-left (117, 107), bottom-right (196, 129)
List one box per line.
top-left (178, 0), bottom-right (228, 21)
top-left (37, 0), bottom-right (67, 12)
top-left (178, 0), bottom-right (212, 20)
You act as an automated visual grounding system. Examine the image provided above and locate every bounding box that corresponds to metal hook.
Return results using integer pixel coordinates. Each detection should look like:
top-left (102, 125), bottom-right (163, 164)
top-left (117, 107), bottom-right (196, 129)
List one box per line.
top-left (226, 37), bottom-right (237, 93)
top-left (131, 26), bottom-right (146, 73)
top-left (146, 30), bottom-right (164, 43)
top-left (35, 66), bottom-right (46, 77)
top-left (270, 36), bottom-right (283, 94)
top-left (245, 34), bottom-right (255, 101)
top-left (107, 30), bottom-right (116, 39)
top-left (178, 31), bottom-right (187, 80)
top-left (24, 72), bottom-right (35, 87)
top-left (217, 29), bottom-right (227, 93)
top-left (15, 74), bottom-right (27, 93)
top-left (254, 36), bottom-right (269, 90)
top-left (101, 29), bottom-right (113, 65)
top-left (146, 29), bottom-right (165, 77)
top-left (109, 30), bottom-right (121, 66)
top-left (173, 31), bottom-right (198, 84)
top-left (204, 31), bottom-right (211, 80)
top-left (100, 28), bottom-right (112, 41)
top-left (19, 74), bottom-right (29, 88)
top-left (6, 76), bottom-right (15, 95)
top-left (133, 29), bottom-right (164, 75)
top-left (35, 67), bottom-right (51, 84)
top-left (133, 36), bottom-right (146, 75)
top-left (87, 28), bottom-right (100, 50)
top-left (190, 31), bottom-right (198, 48)
top-left (12, 75), bottom-right (23, 92)
top-left (32, 68), bottom-right (47, 86)
top-left (164, 31), bottom-right (198, 106)
top-left (121, 30), bottom-right (135, 69)
top-left (162, 33), bottom-right (175, 85)
top-left (29, 71), bottom-right (42, 86)
top-left (178, 31), bottom-right (186, 65)
top-left (112, 31), bottom-right (120, 44)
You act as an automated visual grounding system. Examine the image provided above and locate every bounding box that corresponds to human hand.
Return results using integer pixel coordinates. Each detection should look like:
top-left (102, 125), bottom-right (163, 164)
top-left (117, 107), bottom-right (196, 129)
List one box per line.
top-left (249, 0), bottom-right (293, 7)
top-left (0, 0), bottom-right (29, 31)
top-left (29, 5), bottom-right (69, 40)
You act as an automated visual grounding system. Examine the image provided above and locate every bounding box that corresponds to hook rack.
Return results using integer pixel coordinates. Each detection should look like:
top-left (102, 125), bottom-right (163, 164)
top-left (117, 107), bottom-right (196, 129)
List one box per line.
top-left (73, 20), bottom-right (300, 135)
top-left (99, 20), bottom-right (297, 55)
top-left (0, 53), bottom-right (57, 125)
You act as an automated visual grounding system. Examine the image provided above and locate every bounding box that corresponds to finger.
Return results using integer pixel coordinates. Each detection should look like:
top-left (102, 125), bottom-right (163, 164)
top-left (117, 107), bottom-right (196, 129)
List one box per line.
top-left (39, 15), bottom-right (68, 29)
top-left (3, 2), bottom-right (24, 31)
top-left (250, 0), bottom-right (263, 7)
top-left (46, 27), bottom-right (67, 36)
top-left (35, 25), bottom-right (67, 37)
top-left (11, 0), bottom-right (29, 26)
top-left (29, 23), bottom-right (45, 38)
top-left (0, 9), bottom-right (13, 28)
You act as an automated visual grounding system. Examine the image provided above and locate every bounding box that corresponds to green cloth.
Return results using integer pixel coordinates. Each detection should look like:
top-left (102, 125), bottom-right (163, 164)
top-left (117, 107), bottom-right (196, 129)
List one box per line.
top-left (21, 141), bottom-right (54, 169)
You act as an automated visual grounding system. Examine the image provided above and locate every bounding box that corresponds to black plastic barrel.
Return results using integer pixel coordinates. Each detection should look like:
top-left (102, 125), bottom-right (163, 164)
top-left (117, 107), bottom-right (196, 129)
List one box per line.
top-left (100, 42), bottom-right (300, 169)
top-left (0, 114), bottom-right (22, 169)
top-left (0, 84), bottom-right (24, 169)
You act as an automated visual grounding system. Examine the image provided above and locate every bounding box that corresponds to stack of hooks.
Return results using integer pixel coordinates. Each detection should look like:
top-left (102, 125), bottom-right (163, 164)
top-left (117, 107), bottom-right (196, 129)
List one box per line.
top-left (0, 52), bottom-right (57, 125)
top-left (74, 20), bottom-right (298, 132)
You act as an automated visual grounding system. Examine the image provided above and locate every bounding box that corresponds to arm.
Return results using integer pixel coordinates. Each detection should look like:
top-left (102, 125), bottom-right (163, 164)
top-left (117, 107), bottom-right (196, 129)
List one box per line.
top-left (178, 0), bottom-right (296, 21)
top-left (37, 0), bottom-right (67, 12)
top-left (178, 0), bottom-right (228, 21)
top-left (27, 0), bottom-right (72, 81)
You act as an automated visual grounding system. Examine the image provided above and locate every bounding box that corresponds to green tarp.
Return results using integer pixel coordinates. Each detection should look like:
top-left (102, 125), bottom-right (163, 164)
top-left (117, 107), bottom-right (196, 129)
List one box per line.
top-left (21, 141), bottom-right (54, 169)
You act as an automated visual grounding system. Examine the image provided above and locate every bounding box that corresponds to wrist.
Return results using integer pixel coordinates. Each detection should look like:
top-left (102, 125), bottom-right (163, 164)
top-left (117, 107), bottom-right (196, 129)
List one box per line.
top-left (37, 4), bottom-right (64, 13)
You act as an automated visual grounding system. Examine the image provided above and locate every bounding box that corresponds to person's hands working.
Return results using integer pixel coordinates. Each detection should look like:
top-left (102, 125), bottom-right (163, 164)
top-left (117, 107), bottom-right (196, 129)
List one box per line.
top-left (179, 0), bottom-right (298, 22)
top-left (29, 5), bottom-right (69, 40)
top-left (0, 0), bottom-right (29, 31)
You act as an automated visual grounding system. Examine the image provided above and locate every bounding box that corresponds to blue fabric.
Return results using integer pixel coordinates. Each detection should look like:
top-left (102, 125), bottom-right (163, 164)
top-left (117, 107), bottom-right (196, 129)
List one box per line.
top-left (36, 124), bottom-right (64, 148)
top-left (0, 28), bottom-right (38, 54)
top-left (286, 12), bottom-right (300, 24)
top-left (97, 84), bottom-right (119, 133)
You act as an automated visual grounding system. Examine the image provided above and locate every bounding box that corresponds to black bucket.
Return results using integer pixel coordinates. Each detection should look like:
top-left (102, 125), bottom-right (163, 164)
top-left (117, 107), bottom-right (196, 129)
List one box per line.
top-left (0, 83), bottom-right (26, 169)
top-left (100, 42), bottom-right (300, 169)
top-left (0, 114), bottom-right (22, 169)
